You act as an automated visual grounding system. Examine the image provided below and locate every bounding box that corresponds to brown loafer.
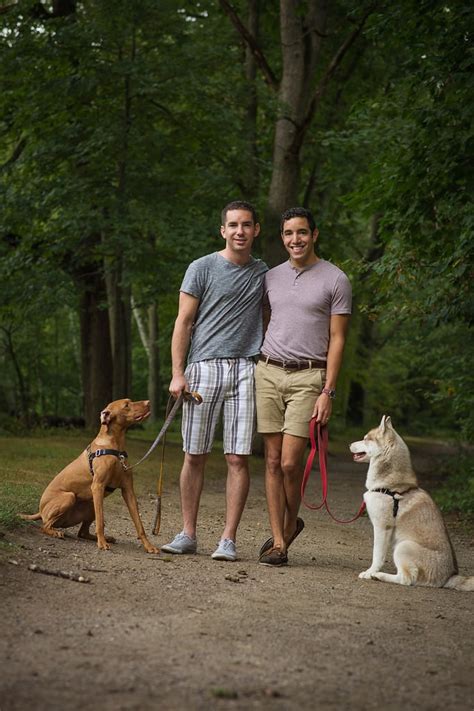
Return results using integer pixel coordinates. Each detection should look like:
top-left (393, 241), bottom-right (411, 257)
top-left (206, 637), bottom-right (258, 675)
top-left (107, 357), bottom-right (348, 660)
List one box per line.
top-left (259, 545), bottom-right (288, 567)
top-left (258, 517), bottom-right (305, 557)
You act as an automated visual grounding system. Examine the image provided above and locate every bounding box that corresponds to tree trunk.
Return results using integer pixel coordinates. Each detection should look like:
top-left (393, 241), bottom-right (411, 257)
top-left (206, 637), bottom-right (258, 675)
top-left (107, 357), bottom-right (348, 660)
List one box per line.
top-left (347, 214), bottom-right (384, 425)
top-left (132, 298), bottom-right (162, 421)
top-left (76, 268), bottom-right (113, 429)
top-left (147, 303), bottom-right (162, 421)
top-left (106, 265), bottom-right (132, 400)
top-left (1, 325), bottom-right (30, 425)
top-left (242, 0), bottom-right (260, 200)
top-left (264, 0), bottom-right (328, 264)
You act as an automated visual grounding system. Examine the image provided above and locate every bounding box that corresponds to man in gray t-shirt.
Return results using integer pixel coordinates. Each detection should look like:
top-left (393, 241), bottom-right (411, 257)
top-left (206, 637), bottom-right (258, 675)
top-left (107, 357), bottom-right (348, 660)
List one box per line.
top-left (161, 201), bottom-right (268, 562)
top-left (256, 207), bottom-right (352, 567)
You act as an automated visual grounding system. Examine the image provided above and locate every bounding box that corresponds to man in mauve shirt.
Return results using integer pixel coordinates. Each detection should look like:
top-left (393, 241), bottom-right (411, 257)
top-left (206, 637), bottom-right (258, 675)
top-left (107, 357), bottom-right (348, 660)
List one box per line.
top-left (256, 207), bottom-right (352, 566)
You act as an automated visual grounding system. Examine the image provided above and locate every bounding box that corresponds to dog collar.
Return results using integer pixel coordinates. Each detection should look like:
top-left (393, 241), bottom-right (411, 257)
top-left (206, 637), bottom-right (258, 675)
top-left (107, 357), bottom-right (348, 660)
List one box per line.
top-left (86, 446), bottom-right (128, 492)
top-left (370, 487), bottom-right (417, 517)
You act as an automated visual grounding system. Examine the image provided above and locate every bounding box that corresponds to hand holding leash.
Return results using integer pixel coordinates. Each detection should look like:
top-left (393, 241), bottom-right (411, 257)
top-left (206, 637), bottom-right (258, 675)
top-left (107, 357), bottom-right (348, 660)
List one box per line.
top-left (301, 418), bottom-right (366, 524)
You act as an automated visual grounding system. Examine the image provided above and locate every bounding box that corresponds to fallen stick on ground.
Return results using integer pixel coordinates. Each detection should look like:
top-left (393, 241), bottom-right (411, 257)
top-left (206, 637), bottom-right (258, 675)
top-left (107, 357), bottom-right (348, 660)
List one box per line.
top-left (28, 564), bottom-right (90, 583)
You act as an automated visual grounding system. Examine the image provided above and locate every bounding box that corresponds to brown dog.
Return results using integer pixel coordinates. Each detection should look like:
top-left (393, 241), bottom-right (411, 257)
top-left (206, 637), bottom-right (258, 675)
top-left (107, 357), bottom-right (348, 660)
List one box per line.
top-left (19, 399), bottom-right (159, 554)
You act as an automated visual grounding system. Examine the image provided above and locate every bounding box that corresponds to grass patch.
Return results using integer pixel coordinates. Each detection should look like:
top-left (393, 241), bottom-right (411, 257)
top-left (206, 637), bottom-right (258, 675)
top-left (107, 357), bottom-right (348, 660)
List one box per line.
top-left (0, 481), bottom-right (43, 528)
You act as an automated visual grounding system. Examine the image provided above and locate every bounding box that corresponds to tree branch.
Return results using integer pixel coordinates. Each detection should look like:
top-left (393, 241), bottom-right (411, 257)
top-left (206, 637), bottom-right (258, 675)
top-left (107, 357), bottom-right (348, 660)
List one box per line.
top-left (301, 4), bottom-right (377, 136)
top-left (0, 3), bottom-right (17, 14)
top-left (1, 137), bottom-right (27, 171)
top-left (219, 0), bottom-right (279, 91)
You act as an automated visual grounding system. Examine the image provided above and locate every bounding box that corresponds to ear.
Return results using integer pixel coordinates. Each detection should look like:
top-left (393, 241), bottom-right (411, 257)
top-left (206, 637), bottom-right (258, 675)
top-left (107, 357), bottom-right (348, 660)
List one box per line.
top-left (379, 414), bottom-right (392, 432)
top-left (100, 409), bottom-right (111, 425)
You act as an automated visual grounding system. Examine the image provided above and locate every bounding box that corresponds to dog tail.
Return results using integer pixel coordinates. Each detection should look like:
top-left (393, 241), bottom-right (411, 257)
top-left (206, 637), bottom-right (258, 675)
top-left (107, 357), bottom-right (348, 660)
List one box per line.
top-left (444, 575), bottom-right (474, 592)
top-left (18, 512), bottom-right (42, 521)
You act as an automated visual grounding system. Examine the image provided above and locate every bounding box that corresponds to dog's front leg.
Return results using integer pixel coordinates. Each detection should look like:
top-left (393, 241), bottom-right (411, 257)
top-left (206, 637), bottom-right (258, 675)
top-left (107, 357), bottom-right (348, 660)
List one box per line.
top-left (91, 482), bottom-right (110, 550)
top-left (121, 483), bottom-right (159, 554)
top-left (359, 523), bottom-right (394, 579)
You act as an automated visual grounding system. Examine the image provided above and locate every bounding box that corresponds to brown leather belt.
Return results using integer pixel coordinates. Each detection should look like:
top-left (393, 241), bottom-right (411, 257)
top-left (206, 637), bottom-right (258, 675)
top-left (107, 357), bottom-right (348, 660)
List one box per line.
top-left (259, 355), bottom-right (326, 371)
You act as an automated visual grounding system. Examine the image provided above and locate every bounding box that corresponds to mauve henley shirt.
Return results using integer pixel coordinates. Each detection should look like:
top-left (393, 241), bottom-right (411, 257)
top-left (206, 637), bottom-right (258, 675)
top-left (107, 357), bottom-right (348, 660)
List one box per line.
top-left (261, 259), bottom-right (352, 363)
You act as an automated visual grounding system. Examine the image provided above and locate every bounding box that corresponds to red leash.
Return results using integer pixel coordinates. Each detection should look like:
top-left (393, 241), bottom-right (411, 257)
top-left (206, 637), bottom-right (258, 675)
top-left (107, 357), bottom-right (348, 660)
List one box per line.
top-left (301, 418), bottom-right (366, 524)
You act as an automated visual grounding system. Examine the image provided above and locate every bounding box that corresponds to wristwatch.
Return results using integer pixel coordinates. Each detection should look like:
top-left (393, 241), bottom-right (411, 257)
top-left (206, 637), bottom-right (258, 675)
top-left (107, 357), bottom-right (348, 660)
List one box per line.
top-left (321, 387), bottom-right (336, 399)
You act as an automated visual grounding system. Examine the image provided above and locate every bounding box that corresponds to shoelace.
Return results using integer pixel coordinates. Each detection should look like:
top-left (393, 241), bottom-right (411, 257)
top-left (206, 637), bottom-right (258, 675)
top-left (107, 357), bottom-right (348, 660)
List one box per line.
top-left (220, 539), bottom-right (235, 550)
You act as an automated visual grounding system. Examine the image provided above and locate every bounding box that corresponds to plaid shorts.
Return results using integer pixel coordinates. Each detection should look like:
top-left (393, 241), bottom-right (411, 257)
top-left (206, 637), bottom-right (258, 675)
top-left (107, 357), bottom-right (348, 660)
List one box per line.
top-left (182, 358), bottom-right (256, 455)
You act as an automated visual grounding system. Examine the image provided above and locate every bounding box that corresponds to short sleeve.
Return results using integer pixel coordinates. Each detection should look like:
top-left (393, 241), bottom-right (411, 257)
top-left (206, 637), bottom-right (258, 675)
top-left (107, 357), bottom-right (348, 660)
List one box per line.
top-left (331, 272), bottom-right (352, 314)
top-left (180, 260), bottom-right (207, 299)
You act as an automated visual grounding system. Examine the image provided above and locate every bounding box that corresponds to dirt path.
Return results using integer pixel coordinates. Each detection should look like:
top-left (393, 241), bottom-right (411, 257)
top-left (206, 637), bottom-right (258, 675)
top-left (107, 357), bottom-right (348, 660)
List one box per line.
top-left (1, 442), bottom-right (473, 711)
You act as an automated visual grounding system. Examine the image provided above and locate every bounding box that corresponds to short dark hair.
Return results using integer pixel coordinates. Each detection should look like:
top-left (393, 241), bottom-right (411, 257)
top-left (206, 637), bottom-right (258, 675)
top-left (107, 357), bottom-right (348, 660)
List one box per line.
top-left (280, 207), bottom-right (316, 234)
top-left (221, 200), bottom-right (258, 226)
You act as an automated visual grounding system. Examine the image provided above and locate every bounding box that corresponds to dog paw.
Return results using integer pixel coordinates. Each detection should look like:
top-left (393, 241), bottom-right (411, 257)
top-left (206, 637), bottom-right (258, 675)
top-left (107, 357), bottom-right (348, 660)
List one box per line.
top-left (370, 573), bottom-right (383, 581)
top-left (145, 545), bottom-right (160, 555)
top-left (97, 541), bottom-right (111, 551)
top-left (359, 569), bottom-right (376, 580)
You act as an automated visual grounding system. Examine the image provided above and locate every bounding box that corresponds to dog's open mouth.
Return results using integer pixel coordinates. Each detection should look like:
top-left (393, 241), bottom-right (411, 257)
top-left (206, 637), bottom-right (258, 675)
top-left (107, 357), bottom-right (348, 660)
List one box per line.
top-left (134, 411), bottom-right (150, 422)
top-left (352, 452), bottom-right (367, 462)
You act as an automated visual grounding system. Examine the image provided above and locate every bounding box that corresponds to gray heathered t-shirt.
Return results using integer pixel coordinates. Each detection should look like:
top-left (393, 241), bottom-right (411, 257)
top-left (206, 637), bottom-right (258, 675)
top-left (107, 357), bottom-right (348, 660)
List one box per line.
top-left (261, 259), bottom-right (352, 362)
top-left (181, 252), bottom-right (268, 363)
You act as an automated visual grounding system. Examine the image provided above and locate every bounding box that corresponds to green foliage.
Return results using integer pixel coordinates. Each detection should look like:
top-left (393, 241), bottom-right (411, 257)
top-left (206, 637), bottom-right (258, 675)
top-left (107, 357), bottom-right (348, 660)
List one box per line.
top-left (0, 0), bottom-right (472, 440)
top-left (433, 452), bottom-right (474, 514)
top-left (319, 1), bottom-right (474, 438)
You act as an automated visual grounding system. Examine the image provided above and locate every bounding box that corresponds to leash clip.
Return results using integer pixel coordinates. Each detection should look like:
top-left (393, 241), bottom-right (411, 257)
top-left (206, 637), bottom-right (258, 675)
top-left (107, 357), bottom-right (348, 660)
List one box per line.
top-left (183, 390), bottom-right (203, 405)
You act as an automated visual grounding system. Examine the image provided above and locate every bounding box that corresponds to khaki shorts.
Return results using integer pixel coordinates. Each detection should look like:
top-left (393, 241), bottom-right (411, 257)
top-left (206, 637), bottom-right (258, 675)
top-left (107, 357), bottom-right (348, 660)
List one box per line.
top-left (255, 361), bottom-right (325, 438)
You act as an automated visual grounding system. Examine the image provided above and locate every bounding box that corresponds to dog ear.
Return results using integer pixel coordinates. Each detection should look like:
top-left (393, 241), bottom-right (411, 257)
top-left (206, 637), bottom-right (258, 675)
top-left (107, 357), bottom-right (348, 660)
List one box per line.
top-left (380, 415), bottom-right (393, 433)
top-left (100, 409), bottom-right (111, 425)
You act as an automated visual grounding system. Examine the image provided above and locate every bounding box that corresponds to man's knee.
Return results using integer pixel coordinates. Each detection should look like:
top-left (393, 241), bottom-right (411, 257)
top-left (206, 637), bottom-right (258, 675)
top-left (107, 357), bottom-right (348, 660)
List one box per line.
top-left (281, 458), bottom-right (302, 479)
top-left (265, 450), bottom-right (282, 476)
top-left (183, 452), bottom-right (207, 471)
top-left (225, 453), bottom-right (249, 472)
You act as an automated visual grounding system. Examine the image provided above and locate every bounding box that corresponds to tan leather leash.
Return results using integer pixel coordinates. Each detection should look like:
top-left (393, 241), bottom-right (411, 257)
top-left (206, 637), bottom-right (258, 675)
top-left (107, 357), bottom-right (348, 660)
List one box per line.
top-left (149, 391), bottom-right (202, 536)
top-left (123, 391), bottom-right (202, 472)
top-left (301, 418), bottom-right (366, 523)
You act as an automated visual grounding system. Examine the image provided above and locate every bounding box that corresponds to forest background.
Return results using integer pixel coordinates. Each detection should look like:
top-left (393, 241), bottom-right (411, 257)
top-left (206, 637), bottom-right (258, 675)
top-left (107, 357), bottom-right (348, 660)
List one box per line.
top-left (0, 2), bottom-right (472, 468)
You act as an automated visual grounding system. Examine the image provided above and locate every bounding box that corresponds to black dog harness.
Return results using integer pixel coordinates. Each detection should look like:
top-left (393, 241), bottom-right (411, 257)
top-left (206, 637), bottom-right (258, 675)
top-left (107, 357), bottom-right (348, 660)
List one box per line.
top-left (370, 487), bottom-right (418, 518)
top-left (86, 445), bottom-right (128, 493)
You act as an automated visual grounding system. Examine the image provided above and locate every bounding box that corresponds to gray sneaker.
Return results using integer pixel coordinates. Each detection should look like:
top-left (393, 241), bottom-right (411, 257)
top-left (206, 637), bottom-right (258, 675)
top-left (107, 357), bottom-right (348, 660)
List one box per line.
top-left (211, 538), bottom-right (237, 561)
top-left (161, 531), bottom-right (197, 554)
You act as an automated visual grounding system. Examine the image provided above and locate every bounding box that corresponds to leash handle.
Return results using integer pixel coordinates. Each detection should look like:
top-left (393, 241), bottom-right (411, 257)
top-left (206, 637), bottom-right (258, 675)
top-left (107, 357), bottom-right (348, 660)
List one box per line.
top-left (183, 390), bottom-right (203, 405)
top-left (301, 418), bottom-right (366, 524)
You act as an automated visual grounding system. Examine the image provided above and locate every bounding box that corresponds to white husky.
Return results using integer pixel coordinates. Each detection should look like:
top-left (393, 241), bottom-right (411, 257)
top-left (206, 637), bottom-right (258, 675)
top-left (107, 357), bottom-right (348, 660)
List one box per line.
top-left (350, 415), bottom-right (474, 591)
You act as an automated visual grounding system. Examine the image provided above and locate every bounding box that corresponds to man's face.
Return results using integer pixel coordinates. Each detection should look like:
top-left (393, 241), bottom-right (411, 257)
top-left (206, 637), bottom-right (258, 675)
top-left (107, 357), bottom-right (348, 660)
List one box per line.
top-left (281, 216), bottom-right (318, 264)
top-left (221, 209), bottom-right (260, 253)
